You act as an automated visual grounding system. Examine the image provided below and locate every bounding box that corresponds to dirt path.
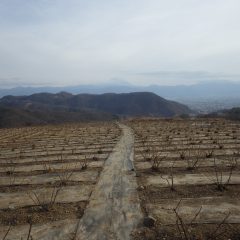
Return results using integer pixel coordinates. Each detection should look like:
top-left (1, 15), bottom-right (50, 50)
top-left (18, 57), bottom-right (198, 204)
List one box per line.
top-left (76, 123), bottom-right (143, 240)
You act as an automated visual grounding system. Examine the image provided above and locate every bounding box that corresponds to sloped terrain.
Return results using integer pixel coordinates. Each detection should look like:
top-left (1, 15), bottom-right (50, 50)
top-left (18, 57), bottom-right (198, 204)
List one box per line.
top-left (0, 106), bottom-right (117, 128)
top-left (0, 92), bottom-right (191, 128)
top-left (128, 118), bottom-right (240, 239)
top-left (0, 122), bottom-right (121, 239)
top-left (1, 118), bottom-right (239, 239)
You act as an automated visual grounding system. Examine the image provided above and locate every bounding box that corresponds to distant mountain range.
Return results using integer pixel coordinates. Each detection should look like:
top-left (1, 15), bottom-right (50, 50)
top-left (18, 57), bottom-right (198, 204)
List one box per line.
top-left (0, 92), bottom-right (191, 128)
top-left (1, 81), bottom-right (240, 100)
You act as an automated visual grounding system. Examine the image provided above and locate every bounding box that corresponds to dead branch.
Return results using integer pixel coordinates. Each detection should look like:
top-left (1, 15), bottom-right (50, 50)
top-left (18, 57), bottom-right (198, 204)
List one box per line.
top-left (2, 226), bottom-right (11, 240)
top-left (160, 161), bottom-right (175, 191)
top-left (207, 212), bottom-right (231, 240)
top-left (26, 222), bottom-right (33, 240)
top-left (27, 185), bottom-right (62, 211)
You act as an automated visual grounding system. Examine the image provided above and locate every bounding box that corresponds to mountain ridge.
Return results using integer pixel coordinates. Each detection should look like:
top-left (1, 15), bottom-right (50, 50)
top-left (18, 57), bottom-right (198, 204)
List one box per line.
top-left (1, 81), bottom-right (240, 100)
top-left (0, 92), bottom-right (191, 128)
top-left (0, 91), bottom-right (191, 116)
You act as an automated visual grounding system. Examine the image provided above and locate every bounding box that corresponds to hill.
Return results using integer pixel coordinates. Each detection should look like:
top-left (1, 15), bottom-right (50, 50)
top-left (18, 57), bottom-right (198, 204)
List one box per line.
top-left (0, 106), bottom-right (117, 128)
top-left (0, 92), bottom-right (191, 127)
top-left (200, 107), bottom-right (240, 121)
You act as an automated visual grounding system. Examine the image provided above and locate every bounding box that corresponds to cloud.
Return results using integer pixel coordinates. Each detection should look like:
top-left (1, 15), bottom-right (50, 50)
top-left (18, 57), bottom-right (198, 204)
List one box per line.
top-left (136, 71), bottom-right (240, 82)
top-left (0, 77), bottom-right (51, 88)
top-left (0, 0), bottom-right (240, 87)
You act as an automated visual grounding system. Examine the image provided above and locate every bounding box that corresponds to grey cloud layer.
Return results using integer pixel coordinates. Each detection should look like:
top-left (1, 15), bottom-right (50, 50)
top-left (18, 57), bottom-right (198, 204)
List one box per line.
top-left (0, 0), bottom-right (240, 87)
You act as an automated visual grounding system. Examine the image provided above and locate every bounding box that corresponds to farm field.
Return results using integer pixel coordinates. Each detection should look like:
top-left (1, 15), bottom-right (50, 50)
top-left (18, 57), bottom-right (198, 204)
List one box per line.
top-left (128, 118), bottom-right (240, 240)
top-left (0, 118), bottom-right (240, 240)
top-left (0, 122), bottom-right (121, 239)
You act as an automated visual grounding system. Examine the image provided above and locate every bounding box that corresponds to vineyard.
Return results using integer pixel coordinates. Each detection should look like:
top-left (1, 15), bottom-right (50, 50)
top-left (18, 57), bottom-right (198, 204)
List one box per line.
top-left (0, 118), bottom-right (239, 239)
top-left (129, 118), bottom-right (240, 239)
top-left (0, 122), bottom-right (120, 239)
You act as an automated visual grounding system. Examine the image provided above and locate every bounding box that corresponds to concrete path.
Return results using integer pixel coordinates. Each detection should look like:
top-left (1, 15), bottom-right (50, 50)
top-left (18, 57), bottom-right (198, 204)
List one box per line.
top-left (76, 123), bottom-right (143, 240)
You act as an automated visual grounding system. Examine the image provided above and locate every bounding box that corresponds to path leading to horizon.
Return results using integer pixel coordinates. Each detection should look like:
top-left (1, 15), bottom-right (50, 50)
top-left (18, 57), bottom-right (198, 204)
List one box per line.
top-left (76, 123), bottom-right (143, 240)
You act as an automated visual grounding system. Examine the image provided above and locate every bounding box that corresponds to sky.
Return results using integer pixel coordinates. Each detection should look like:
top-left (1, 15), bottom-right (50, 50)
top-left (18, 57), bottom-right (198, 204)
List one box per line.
top-left (0, 0), bottom-right (240, 88)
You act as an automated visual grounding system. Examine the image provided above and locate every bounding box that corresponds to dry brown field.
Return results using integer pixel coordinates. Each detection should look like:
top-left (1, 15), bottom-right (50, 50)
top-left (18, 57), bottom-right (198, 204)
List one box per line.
top-left (128, 118), bottom-right (240, 240)
top-left (0, 122), bottom-right (121, 239)
top-left (0, 118), bottom-right (240, 239)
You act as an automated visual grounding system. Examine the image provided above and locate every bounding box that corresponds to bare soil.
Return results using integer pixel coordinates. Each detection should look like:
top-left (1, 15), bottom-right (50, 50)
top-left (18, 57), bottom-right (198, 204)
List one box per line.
top-left (0, 202), bottom-right (87, 226)
top-left (0, 122), bottom-right (122, 239)
top-left (138, 184), bottom-right (240, 202)
top-left (132, 224), bottom-right (240, 240)
top-left (0, 180), bottom-right (96, 193)
top-left (128, 118), bottom-right (240, 240)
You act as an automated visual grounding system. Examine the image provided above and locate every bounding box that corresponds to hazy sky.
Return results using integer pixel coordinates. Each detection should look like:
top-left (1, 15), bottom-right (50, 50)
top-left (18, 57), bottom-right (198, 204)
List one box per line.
top-left (0, 0), bottom-right (240, 87)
